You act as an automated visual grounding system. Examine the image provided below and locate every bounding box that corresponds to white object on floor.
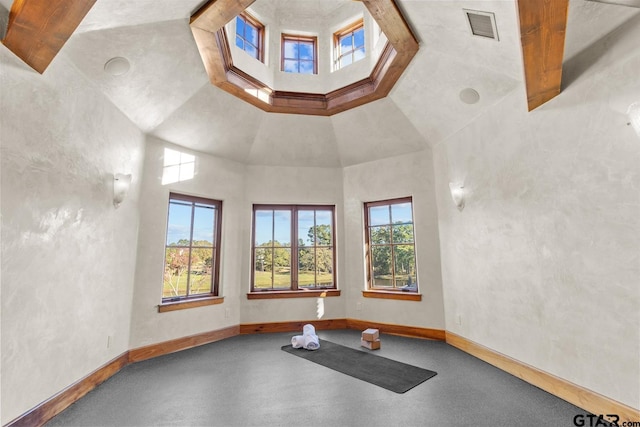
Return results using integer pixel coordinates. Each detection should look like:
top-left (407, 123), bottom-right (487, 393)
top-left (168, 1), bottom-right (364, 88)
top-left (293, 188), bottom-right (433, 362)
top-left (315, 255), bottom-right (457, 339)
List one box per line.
top-left (303, 324), bottom-right (316, 336)
top-left (303, 333), bottom-right (320, 350)
top-left (289, 324), bottom-right (320, 350)
top-left (291, 335), bottom-right (305, 349)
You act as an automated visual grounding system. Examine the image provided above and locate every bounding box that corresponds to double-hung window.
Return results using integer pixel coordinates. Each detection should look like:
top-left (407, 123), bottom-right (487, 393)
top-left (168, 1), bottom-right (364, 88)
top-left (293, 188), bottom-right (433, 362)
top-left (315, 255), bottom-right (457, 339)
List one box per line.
top-left (163, 193), bottom-right (222, 301)
top-left (252, 205), bottom-right (335, 291)
top-left (364, 197), bottom-right (417, 292)
top-left (334, 19), bottom-right (365, 70)
top-left (235, 12), bottom-right (264, 62)
top-left (281, 34), bottom-right (318, 74)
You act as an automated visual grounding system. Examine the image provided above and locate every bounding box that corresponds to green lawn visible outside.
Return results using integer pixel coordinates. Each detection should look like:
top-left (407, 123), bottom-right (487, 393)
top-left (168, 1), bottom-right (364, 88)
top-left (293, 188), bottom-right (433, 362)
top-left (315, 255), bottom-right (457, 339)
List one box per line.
top-left (163, 273), bottom-right (212, 298)
top-left (254, 270), bottom-right (333, 289)
top-left (163, 270), bottom-right (334, 296)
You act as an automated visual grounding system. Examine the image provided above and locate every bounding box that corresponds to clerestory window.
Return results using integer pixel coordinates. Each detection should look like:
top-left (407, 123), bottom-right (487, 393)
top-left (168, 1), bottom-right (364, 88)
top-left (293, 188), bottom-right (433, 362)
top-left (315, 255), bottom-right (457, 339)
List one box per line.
top-left (281, 34), bottom-right (318, 74)
top-left (235, 12), bottom-right (264, 62)
top-left (364, 197), bottom-right (418, 292)
top-left (334, 19), bottom-right (365, 70)
top-left (252, 205), bottom-right (335, 291)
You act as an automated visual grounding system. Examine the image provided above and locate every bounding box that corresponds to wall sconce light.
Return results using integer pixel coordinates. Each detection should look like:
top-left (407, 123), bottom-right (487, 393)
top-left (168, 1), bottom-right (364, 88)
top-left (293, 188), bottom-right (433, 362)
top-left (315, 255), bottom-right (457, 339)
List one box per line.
top-left (113, 173), bottom-right (132, 208)
top-left (449, 182), bottom-right (465, 211)
top-left (628, 102), bottom-right (640, 138)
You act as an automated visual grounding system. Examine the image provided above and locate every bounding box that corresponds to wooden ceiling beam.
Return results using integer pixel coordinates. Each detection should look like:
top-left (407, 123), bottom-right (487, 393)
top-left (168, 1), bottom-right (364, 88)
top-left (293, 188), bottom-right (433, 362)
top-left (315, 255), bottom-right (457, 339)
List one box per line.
top-left (190, 0), bottom-right (256, 30)
top-left (517, 0), bottom-right (570, 111)
top-left (2, 0), bottom-right (96, 74)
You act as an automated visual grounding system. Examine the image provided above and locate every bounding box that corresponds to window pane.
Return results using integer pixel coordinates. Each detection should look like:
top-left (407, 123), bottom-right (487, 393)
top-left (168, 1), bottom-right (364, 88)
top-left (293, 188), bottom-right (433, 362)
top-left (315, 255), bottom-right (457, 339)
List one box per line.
top-left (245, 43), bottom-right (258, 59)
top-left (284, 41), bottom-right (297, 59)
top-left (315, 210), bottom-right (332, 245)
top-left (354, 47), bottom-right (365, 62)
top-left (391, 202), bottom-right (412, 224)
top-left (254, 248), bottom-right (272, 289)
top-left (297, 210), bottom-right (314, 246)
top-left (273, 210), bottom-right (291, 245)
top-left (246, 24), bottom-right (259, 46)
top-left (340, 34), bottom-right (353, 53)
top-left (255, 210), bottom-right (273, 246)
top-left (283, 59), bottom-right (298, 73)
top-left (370, 226), bottom-right (390, 244)
top-left (316, 248), bottom-right (333, 286)
top-left (298, 247), bottom-right (315, 287)
top-left (354, 28), bottom-right (364, 48)
top-left (299, 60), bottom-right (314, 74)
top-left (192, 205), bottom-right (214, 244)
top-left (369, 205), bottom-right (390, 226)
top-left (392, 224), bottom-right (414, 243)
top-left (167, 201), bottom-right (192, 245)
top-left (273, 248), bottom-right (291, 288)
top-left (235, 35), bottom-right (244, 49)
top-left (236, 17), bottom-right (245, 37)
top-left (371, 246), bottom-right (392, 288)
top-left (394, 245), bottom-right (416, 288)
top-left (339, 56), bottom-right (352, 69)
top-left (189, 248), bottom-right (213, 295)
top-left (163, 248), bottom-right (189, 298)
top-left (299, 42), bottom-right (314, 60)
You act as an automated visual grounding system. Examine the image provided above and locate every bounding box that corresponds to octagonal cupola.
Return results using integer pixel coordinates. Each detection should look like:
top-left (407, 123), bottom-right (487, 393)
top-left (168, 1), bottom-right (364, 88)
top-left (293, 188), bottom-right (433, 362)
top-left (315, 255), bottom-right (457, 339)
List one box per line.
top-left (190, 0), bottom-right (418, 116)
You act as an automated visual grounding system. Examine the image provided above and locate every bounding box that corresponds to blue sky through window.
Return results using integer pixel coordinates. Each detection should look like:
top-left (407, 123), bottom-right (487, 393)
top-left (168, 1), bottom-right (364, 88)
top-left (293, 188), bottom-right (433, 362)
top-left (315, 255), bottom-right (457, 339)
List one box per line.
top-left (255, 210), bottom-right (291, 246)
top-left (167, 200), bottom-right (216, 245)
top-left (236, 14), bottom-right (260, 60)
top-left (283, 38), bottom-right (315, 74)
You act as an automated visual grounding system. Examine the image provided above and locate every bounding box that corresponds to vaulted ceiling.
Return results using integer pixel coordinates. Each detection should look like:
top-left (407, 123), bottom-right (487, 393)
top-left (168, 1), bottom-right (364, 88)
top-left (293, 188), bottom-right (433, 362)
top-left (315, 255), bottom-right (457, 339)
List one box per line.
top-left (1, 0), bottom-right (638, 167)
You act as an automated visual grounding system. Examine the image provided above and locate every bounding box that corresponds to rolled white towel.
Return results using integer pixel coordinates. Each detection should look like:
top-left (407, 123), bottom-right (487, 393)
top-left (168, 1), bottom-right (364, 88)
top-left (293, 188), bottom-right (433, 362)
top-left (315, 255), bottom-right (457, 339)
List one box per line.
top-left (303, 333), bottom-right (320, 350)
top-left (291, 335), bottom-right (305, 349)
top-left (303, 324), bottom-right (316, 336)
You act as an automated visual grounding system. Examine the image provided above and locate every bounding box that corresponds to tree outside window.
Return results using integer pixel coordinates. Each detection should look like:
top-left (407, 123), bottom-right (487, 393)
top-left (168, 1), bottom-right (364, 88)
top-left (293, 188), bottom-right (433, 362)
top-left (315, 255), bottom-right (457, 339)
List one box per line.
top-left (364, 197), bottom-right (417, 291)
top-left (252, 205), bottom-right (335, 291)
top-left (163, 194), bottom-right (222, 300)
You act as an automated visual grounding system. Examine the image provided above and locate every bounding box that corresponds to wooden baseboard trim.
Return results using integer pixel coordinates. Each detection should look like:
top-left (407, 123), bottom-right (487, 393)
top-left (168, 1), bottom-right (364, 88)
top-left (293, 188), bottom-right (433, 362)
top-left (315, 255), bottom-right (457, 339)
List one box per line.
top-left (445, 332), bottom-right (640, 423)
top-left (347, 318), bottom-right (446, 341)
top-left (6, 352), bottom-right (129, 427)
top-left (238, 318), bottom-right (445, 341)
top-left (239, 318), bottom-right (348, 334)
top-left (129, 325), bottom-right (240, 363)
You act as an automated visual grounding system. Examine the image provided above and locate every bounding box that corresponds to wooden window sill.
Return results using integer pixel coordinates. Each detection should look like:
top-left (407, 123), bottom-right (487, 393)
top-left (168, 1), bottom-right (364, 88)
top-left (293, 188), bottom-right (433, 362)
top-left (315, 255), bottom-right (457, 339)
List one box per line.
top-left (247, 289), bottom-right (341, 300)
top-left (158, 296), bottom-right (224, 313)
top-left (362, 290), bottom-right (422, 301)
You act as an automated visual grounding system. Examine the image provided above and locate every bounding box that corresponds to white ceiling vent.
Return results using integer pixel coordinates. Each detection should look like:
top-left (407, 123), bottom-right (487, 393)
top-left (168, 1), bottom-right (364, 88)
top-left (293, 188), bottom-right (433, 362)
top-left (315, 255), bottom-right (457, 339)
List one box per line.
top-left (463, 9), bottom-right (499, 41)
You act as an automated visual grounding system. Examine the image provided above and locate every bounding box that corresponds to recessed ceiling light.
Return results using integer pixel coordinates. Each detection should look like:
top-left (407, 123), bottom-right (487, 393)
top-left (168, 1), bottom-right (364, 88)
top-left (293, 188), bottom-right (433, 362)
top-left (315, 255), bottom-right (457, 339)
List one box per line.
top-left (104, 57), bottom-right (130, 76)
top-left (459, 88), bottom-right (480, 105)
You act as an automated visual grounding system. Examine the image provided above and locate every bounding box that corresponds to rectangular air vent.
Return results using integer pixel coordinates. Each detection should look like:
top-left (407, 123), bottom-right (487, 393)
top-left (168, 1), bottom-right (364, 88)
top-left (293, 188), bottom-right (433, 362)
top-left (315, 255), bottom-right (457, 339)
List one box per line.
top-left (463, 9), bottom-right (499, 41)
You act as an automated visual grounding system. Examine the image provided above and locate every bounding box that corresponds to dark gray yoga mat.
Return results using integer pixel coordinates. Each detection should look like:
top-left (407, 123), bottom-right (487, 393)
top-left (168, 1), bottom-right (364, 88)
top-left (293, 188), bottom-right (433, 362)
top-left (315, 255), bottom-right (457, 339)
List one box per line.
top-left (281, 339), bottom-right (437, 393)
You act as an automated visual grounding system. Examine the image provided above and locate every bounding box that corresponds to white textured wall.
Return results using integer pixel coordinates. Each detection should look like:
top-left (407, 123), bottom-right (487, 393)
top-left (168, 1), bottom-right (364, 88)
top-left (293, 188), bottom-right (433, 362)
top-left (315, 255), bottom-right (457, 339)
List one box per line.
top-left (241, 165), bottom-right (346, 323)
top-left (343, 150), bottom-right (445, 329)
top-left (433, 19), bottom-right (640, 408)
top-left (129, 137), bottom-right (245, 348)
top-left (0, 47), bottom-right (144, 424)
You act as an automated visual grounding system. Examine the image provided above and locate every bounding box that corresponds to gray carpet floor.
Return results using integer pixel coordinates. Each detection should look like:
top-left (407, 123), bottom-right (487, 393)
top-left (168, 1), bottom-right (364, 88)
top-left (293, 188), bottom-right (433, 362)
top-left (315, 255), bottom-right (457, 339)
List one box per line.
top-left (46, 329), bottom-right (589, 426)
